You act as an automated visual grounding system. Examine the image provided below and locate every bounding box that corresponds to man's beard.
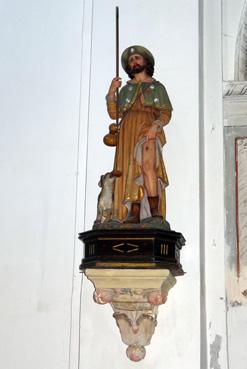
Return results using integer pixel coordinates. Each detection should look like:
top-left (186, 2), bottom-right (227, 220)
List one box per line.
top-left (130, 64), bottom-right (146, 75)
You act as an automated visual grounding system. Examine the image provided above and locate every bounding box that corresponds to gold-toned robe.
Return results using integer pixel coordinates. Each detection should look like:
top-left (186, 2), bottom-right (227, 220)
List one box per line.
top-left (107, 81), bottom-right (172, 222)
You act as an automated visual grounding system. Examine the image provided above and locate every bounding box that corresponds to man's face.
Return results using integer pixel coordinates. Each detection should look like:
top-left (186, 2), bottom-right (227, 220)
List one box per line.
top-left (128, 54), bottom-right (146, 75)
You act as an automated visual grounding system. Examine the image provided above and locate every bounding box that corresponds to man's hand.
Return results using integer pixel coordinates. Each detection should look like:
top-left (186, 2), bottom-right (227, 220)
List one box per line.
top-left (147, 124), bottom-right (158, 140)
top-left (108, 77), bottom-right (122, 97)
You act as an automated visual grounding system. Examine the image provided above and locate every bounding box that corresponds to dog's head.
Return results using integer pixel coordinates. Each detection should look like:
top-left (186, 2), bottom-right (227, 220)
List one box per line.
top-left (98, 170), bottom-right (122, 188)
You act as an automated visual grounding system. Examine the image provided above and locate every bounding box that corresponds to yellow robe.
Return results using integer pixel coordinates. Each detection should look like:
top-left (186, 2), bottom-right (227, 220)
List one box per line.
top-left (107, 83), bottom-right (171, 222)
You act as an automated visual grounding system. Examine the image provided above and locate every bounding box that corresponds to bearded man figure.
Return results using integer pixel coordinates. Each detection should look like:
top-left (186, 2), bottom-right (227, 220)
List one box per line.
top-left (106, 45), bottom-right (172, 224)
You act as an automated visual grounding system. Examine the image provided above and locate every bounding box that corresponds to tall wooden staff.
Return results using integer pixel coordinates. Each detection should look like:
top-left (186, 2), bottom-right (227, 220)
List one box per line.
top-left (115, 6), bottom-right (119, 127)
top-left (103, 6), bottom-right (120, 147)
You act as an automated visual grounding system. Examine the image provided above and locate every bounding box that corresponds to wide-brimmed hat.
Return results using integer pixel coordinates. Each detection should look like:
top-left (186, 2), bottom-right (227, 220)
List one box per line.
top-left (121, 45), bottom-right (155, 72)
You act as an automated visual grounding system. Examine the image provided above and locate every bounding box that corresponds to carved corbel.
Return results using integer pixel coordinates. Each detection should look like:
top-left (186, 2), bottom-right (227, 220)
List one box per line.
top-left (85, 269), bottom-right (176, 361)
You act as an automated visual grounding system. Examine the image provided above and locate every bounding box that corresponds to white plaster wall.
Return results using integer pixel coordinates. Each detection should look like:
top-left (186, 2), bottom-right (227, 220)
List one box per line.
top-left (0, 1), bottom-right (84, 368)
top-left (203, 2), bottom-right (229, 368)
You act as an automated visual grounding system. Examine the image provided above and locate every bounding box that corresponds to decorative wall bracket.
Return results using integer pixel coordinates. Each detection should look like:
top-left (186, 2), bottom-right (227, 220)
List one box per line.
top-left (79, 228), bottom-right (185, 361)
top-left (79, 228), bottom-right (185, 275)
top-left (85, 268), bottom-right (176, 361)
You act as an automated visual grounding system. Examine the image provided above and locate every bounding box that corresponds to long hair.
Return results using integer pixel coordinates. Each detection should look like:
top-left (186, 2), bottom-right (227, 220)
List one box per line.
top-left (125, 58), bottom-right (154, 79)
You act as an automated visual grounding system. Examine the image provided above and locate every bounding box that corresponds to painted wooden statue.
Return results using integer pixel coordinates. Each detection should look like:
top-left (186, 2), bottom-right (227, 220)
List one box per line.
top-left (102, 45), bottom-right (172, 225)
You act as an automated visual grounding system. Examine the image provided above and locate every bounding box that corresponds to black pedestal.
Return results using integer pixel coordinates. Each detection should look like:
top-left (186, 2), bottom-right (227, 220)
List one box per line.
top-left (79, 228), bottom-right (185, 276)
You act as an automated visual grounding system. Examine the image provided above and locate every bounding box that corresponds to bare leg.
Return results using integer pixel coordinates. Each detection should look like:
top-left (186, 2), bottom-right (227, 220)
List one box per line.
top-left (142, 139), bottom-right (158, 196)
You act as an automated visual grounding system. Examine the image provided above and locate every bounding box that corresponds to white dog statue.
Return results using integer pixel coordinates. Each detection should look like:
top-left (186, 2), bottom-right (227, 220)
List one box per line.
top-left (96, 170), bottom-right (121, 223)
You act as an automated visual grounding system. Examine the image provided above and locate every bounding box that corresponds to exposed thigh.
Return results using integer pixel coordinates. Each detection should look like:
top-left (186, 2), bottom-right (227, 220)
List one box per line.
top-left (142, 139), bottom-right (156, 169)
